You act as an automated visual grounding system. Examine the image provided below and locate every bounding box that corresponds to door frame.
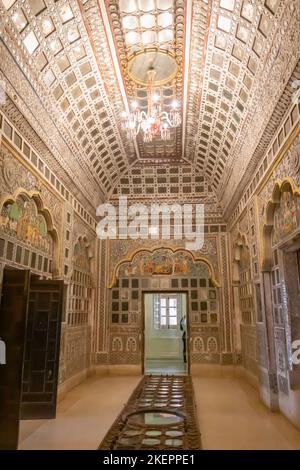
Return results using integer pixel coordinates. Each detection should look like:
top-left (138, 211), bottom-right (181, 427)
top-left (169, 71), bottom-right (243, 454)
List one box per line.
top-left (141, 290), bottom-right (190, 375)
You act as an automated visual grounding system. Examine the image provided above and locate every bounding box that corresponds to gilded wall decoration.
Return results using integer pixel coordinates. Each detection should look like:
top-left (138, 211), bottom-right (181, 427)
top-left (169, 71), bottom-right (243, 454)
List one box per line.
top-left (272, 190), bottom-right (300, 244)
top-left (258, 135), bottom-right (300, 220)
top-left (118, 249), bottom-right (212, 280)
top-left (0, 195), bottom-right (53, 255)
top-left (74, 238), bottom-right (91, 272)
top-left (0, 146), bottom-right (38, 194)
top-left (0, 145), bottom-right (63, 231)
top-left (112, 247), bottom-right (218, 288)
top-left (109, 237), bottom-right (220, 287)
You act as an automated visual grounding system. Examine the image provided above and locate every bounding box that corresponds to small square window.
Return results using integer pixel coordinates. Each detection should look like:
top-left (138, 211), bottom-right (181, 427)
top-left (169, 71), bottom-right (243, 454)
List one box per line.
top-left (112, 314), bottom-right (119, 323)
top-left (201, 313), bottom-right (208, 323)
top-left (112, 290), bottom-right (119, 299)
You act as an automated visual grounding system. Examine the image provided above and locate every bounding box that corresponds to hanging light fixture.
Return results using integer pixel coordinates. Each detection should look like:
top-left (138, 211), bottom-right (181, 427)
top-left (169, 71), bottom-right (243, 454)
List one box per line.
top-left (121, 66), bottom-right (181, 143)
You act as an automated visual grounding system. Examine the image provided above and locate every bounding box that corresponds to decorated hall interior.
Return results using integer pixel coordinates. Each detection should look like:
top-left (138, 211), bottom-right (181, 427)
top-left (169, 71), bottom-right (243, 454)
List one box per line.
top-left (0, 0), bottom-right (300, 451)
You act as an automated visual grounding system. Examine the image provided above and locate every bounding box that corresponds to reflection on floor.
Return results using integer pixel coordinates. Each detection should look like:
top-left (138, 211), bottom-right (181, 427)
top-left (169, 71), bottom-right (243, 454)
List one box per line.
top-left (19, 375), bottom-right (300, 450)
top-left (145, 359), bottom-right (187, 375)
top-left (99, 375), bottom-right (201, 450)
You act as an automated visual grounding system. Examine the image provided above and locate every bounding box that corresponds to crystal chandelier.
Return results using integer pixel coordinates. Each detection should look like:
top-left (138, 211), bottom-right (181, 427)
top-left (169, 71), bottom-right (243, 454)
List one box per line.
top-left (121, 67), bottom-right (181, 143)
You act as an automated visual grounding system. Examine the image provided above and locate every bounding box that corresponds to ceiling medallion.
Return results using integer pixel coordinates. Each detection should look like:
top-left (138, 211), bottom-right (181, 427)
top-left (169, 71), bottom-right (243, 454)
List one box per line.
top-left (121, 48), bottom-right (181, 143)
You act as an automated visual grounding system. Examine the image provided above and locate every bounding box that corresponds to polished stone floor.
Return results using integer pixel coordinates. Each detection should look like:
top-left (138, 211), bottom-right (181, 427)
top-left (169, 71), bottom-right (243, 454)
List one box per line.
top-left (19, 375), bottom-right (300, 450)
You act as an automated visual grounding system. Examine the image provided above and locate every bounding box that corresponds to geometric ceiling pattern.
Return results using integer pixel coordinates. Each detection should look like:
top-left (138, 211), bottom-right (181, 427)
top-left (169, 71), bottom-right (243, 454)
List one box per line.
top-left (105, 0), bottom-right (184, 160)
top-left (110, 163), bottom-right (222, 217)
top-left (0, 0), bottom-right (135, 203)
top-left (1, 0), bottom-right (300, 214)
top-left (186, 0), bottom-right (300, 196)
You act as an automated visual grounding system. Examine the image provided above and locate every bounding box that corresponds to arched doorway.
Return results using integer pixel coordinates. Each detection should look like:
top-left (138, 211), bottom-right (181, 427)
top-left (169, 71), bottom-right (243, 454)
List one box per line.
top-left (109, 247), bottom-right (220, 374)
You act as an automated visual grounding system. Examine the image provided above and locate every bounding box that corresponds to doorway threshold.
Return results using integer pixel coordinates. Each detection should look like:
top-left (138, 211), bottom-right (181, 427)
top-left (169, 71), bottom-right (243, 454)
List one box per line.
top-left (145, 359), bottom-right (187, 375)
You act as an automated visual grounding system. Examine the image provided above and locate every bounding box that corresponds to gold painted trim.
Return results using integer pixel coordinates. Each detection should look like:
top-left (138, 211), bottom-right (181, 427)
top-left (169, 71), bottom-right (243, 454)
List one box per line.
top-left (0, 139), bottom-right (63, 275)
top-left (1, 137), bottom-right (64, 203)
top-left (261, 177), bottom-right (300, 271)
top-left (228, 124), bottom-right (300, 230)
top-left (126, 48), bottom-right (179, 87)
top-left (109, 246), bottom-right (220, 288)
top-left (256, 123), bottom-right (300, 197)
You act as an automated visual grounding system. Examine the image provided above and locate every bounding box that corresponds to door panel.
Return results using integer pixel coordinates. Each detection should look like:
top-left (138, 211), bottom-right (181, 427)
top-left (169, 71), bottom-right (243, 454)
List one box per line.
top-left (20, 278), bottom-right (64, 419)
top-left (0, 269), bottom-right (30, 450)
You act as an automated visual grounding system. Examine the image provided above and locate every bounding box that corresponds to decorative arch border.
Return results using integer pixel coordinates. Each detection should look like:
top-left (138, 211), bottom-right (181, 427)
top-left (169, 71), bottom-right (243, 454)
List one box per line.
top-left (0, 188), bottom-right (60, 275)
top-left (109, 246), bottom-right (220, 288)
top-left (262, 177), bottom-right (300, 271)
top-left (71, 234), bottom-right (94, 280)
top-left (232, 231), bottom-right (250, 283)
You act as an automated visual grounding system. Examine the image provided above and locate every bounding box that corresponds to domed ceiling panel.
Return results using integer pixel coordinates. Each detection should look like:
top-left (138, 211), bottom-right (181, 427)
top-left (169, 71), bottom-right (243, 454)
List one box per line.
top-left (105, 0), bottom-right (185, 161)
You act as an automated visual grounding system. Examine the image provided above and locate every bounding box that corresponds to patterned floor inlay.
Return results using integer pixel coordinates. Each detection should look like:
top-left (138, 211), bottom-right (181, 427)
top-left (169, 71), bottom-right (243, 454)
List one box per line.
top-left (98, 375), bottom-right (202, 450)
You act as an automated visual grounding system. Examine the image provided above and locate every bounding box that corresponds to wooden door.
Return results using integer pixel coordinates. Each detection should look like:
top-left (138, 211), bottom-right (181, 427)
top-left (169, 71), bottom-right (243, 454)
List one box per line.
top-left (0, 269), bottom-right (30, 450)
top-left (20, 278), bottom-right (64, 419)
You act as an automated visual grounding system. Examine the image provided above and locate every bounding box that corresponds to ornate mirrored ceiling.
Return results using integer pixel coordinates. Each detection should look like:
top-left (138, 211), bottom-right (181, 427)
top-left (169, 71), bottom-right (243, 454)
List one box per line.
top-left (1, 0), bottom-right (299, 211)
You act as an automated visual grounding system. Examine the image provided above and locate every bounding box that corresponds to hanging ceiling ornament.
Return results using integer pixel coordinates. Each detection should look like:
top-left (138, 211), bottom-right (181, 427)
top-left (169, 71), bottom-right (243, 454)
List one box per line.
top-left (121, 49), bottom-right (181, 143)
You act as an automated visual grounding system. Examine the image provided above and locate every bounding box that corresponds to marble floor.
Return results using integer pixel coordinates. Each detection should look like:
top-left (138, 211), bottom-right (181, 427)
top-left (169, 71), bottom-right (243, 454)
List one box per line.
top-left (18, 375), bottom-right (300, 450)
top-left (144, 358), bottom-right (187, 375)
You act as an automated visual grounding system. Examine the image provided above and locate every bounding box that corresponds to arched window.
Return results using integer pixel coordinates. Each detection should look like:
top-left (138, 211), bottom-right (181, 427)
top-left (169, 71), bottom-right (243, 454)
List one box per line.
top-left (112, 337), bottom-right (123, 352)
top-left (194, 337), bottom-right (204, 352)
top-left (126, 337), bottom-right (137, 352)
top-left (207, 337), bottom-right (218, 352)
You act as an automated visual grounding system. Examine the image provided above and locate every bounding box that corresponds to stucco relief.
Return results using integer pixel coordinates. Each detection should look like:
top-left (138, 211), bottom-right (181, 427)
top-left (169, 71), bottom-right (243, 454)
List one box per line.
top-left (258, 135), bottom-right (300, 221)
top-left (109, 237), bottom-right (220, 287)
top-left (0, 145), bottom-right (63, 231)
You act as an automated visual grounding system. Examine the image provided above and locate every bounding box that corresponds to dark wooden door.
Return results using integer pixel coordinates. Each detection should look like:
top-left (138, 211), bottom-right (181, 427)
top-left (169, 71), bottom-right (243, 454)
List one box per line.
top-left (0, 268), bottom-right (30, 450)
top-left (20, 278), bottom-right (64, 419)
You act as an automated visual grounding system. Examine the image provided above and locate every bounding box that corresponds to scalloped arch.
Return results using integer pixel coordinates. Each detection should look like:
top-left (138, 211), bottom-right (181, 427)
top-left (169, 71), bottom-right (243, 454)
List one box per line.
top-left (109, 246), bottom-right (219, 288)
top-left (0, 190), bottom-right (60, 275)
top-left (262, 178), bottom-right (300, 271)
